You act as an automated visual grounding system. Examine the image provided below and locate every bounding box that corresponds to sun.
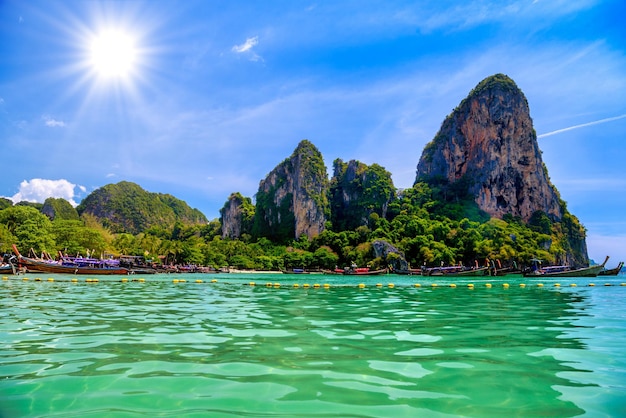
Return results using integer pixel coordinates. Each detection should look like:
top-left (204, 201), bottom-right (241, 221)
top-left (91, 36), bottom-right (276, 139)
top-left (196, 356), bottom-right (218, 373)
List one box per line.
top-left (89, 29), bottom-right (138, 79)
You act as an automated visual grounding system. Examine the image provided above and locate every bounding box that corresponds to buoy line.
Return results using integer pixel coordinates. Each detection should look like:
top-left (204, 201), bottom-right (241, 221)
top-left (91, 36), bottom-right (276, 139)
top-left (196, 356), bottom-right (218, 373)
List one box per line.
top-left (3, 275), bottom-right (625, 289)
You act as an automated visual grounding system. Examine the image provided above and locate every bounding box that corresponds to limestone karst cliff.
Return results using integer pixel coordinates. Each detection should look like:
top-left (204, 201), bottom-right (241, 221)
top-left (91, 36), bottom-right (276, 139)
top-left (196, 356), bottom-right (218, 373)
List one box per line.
top-left (416, 73), bottom-right (562, 223)
top-left (415, 73), bottom-right (588, 266)
top-left (220, 192), bottom-right (255, 239)
top-left (253, 140), bottom-right (329, 241)
top-left (330, 159), bottom-right (395, 231)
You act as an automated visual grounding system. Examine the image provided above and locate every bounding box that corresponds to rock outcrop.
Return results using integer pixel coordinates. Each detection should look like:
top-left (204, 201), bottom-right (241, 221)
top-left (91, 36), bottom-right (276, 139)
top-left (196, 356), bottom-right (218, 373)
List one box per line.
top-left (41, 197), bottom-right (79, 221)
top-left (330, 159), bottom-right (396, 231)
top-left (415, 74), bottom-right (562, 222)
top-left (220, 192), bottom-right (254, 239)
top-left (77, 181), bottom-right (207, 234)
top-left (253, 140), bottom-right (329, 241)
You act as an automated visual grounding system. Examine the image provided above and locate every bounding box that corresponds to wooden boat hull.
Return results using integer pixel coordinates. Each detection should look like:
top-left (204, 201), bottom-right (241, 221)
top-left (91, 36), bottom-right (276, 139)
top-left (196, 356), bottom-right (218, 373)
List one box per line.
top-left (423, 267), bottom-right (488, 277)
top-left (13, 245), bottom-right (129, 275)
top-left (523, 264), bottom-right (605, 277)
top-left (18, 258), bottom-right (129, 275)
top-left (1, 264), bottom-right (16, 275)
top-left (343, 268), bottom-right (388, 276)
top-left (599, 262), bottom-right (624, 276)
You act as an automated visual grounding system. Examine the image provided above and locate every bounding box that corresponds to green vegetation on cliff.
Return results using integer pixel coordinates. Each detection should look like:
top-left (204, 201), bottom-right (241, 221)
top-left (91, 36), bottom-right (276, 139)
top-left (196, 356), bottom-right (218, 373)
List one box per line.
top-left (330, 159), bottom-right (395, 231)
top-left (76, 181), bottom-right (207, 235)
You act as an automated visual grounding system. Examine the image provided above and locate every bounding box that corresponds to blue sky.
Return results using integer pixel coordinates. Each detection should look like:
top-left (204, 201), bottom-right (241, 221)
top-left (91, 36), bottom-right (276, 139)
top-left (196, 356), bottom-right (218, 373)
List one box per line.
top-left (1, 0), bottom-right (625, 265)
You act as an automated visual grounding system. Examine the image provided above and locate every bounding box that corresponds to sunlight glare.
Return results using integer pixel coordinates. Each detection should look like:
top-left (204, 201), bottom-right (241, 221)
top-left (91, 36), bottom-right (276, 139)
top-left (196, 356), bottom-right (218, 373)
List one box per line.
top-left (89, 29), bottom-right (137, 79)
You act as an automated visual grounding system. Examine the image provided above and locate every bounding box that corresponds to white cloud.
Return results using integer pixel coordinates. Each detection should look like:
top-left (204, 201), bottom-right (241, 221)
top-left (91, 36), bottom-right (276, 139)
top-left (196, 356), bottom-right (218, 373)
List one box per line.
top-left (11, 179), bottom-right (82, 207)
top-left (42, 115), bottom-right (66, 128)
top-left (232, 36), bottom-right (258, 53)
top-left (232, 36), bottom-right (262, 61)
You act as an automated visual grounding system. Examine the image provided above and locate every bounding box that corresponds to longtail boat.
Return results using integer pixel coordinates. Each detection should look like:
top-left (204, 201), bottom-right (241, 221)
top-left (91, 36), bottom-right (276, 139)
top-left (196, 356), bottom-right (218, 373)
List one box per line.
top-left (422, 265), bottom-right (489, 277)
top-left (523, 256), bottom-right (609, 277)
top-left (324, 266), bottom-right (388, 275)
top-left (12, 245), bottom-right (129, 275)
top-left (598, 261), bottom-right (624, 276)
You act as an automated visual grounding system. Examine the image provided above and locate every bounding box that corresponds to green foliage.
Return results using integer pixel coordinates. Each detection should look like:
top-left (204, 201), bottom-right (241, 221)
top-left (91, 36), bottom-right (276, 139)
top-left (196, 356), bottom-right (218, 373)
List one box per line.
top-left (330, 159), bottom-right (396, 231)
top-left (42, 197), bottom-right (79, 221)
top-left (76, 181), bottom-right (207, 234)
top-left (0, 205), bottom-right (56, 253)
top-left (0, 198), bottom-right (12, 211)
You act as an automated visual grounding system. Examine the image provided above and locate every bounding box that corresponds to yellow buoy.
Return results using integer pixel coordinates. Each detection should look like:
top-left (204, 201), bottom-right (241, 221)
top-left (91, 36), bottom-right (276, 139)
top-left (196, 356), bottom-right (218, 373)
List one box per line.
top-left (604, 283), bottom-right (612, 287)
top-left (621, 283), bottom-right (626, 286)
top-left (519, 283), bottom-right (526, 288)
top-left (47, 278), bottom-right (54, 282)
top-left (431, 283), bottom-right (438, 287)
top-left (588, 283), bottom-right (595, 287)
top-left (35, 278), bottom-right (42, 282)
top-left (273, 283), bottom-right (280, 287)
top-left (249, 282), bottom-right (256, 286)
top-left (502, 283), bottom-right (509, 288)
top-left (449, 283), bottom-right (456, 288)
top-left (266, 282), bottom-right (272, 287)
top-left (211, 279), bottom-right (218, 283)
top-left (293, 283), bottom-right (300, 288)
top-left (376, 283), bottom-right (383, 287)
top-left (358, 283), bottom-right (366, 289)
top-left (570, 283), bottom-right (577, 287)
top-left (313, 283), bottom-right (320, 288)
top-left (179, 279), bottom-right (186, 283)
top-left (554, 283), bottom-right (561, 287)
top-left (138, 278), bottom-right (145, 283)
top-left (121, 278), bottom-right (128, 283)
top-left (388, 283), bottom-right (395, 288)
top-left (22, 277), bottom-right (29, 281)
top-left (323, 283), bottom-right (330, 289)
top-left (414, 283), bottom-right (421, 288)
top-left (537, 283), bottom-right (544, 287)
top-left (195, 279), bottom-right (203, 283)
top-left (467, 283), bottom-right (474, 288)
top-left (2, 276), bottom-right (8, 280)
top-left (303, 283), bottom-right (310, 288)
top-left (71, 278), bottom-right (78, 283)
top-left (93, 278), bottom-right (99, 283)
top-left (173, 279), bottom-right (179, 283)
top-left (485, 283), bottom-right (492, 288)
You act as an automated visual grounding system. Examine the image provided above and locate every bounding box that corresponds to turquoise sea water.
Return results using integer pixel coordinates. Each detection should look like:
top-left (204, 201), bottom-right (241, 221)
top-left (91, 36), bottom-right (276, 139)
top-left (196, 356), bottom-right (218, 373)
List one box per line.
top-left (1, 273), bottom-right (625, 418)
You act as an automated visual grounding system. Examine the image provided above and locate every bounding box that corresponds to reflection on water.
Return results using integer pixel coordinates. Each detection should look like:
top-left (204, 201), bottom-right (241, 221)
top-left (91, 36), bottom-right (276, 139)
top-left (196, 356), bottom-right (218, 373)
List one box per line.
top-left (1, 275), bottom-right (625, 417)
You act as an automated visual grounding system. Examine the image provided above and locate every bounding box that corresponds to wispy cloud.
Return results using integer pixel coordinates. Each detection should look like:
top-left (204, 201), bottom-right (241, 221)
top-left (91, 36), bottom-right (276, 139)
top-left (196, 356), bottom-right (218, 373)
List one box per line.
top-left (232, 36), bottom-right (262, 61)
top-left (42, 115), bottom-right (66, 128)
top-left (538, 114), bottom-right (626, 138)
top-left (232, 36), bottom-right (258, 53)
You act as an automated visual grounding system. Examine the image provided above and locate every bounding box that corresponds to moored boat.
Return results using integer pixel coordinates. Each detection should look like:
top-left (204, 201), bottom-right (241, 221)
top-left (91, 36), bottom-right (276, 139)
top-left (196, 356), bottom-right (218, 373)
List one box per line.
top-left (422, 265), bottom-right (489, 276)
top-left (523, 256), bottom-right (609, 277)
top-left (324, 266), bottom-right (388, 275)
top-left (282, 268), bottom-right (310, 274)
top-left (343, 267), bottom-right (388, 276)
top-left (598, 261), bottom-right (624, 276)
top-left (12, 245), bottom-right (130, 275)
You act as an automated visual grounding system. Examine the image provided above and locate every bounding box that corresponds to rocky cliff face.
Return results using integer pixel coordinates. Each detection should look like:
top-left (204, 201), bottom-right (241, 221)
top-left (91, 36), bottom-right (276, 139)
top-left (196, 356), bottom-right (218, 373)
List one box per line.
top-left (220, 192), bottom-right (254, 239)
top-left (416, 74), bottom-right (563, 223)
top-left (253, 140), bottom-right (329, 241)
top-left (330, 159), bottom-right (395, 231)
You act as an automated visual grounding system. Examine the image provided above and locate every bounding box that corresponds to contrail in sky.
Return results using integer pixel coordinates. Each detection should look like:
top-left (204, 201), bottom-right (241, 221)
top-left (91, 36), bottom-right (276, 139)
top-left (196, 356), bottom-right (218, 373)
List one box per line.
top-left (537, 114), bottom-right (626, 138)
